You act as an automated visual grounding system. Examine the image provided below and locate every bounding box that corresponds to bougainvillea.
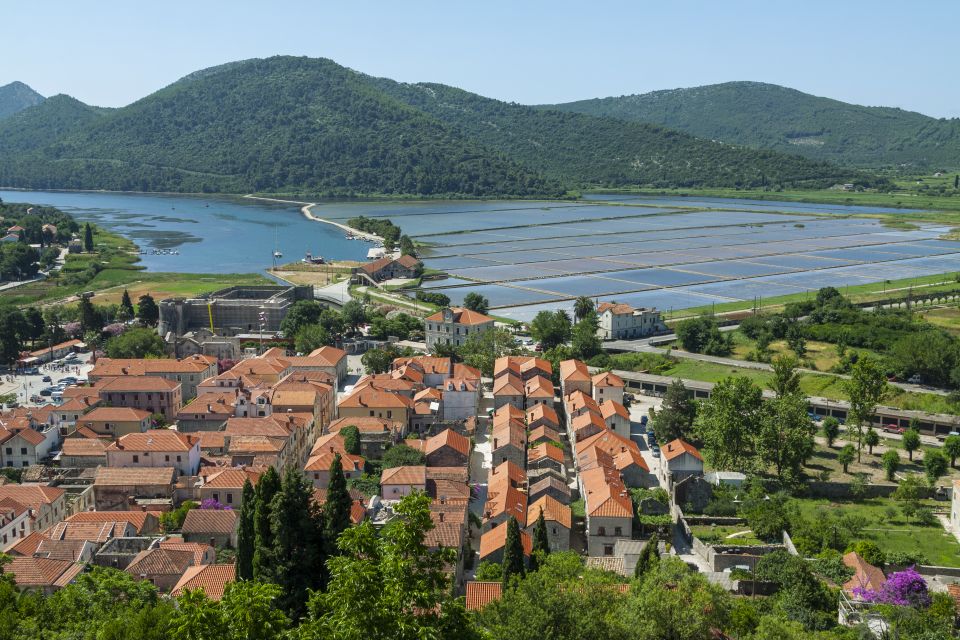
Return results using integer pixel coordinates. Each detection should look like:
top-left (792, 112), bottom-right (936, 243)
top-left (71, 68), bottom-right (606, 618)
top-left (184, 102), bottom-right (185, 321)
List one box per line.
top-left (63, 322), bottom-right (81, 337)
top-left (102, 323), bottom-right (127, 337)
top-left (200, 498), bottom-right (232, 511)
top-left (853, 567), bottom-right (930, 607)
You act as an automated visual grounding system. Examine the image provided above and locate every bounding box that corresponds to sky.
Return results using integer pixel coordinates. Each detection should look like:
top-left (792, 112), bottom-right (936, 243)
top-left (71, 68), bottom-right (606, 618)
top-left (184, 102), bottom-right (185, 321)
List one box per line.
top-left (4, 0), bottom-right (958, 118)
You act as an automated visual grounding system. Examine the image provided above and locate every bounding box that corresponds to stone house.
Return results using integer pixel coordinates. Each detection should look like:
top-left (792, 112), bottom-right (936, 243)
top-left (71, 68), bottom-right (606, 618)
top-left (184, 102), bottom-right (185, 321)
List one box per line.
top-left (425, 429), bottom-right (471, 468)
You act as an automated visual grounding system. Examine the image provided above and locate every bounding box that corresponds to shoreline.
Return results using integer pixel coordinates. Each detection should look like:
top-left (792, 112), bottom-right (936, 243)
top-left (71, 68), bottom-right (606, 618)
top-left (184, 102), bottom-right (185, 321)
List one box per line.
top-left (240, 195), bottom-right (384, 244)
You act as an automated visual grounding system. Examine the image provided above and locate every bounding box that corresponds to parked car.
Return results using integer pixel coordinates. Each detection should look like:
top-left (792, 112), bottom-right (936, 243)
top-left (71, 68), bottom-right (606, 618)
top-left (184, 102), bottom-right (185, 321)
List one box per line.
top-left (883, 424), bottom-right (905, 434)
top-left (646, 432), bottom-right (657, 447)
top-left (42, 375), bottom-right (52, 382)
top-left (908, 374), bottom-right (922, 385)
top-left (29, 395), bottom-right (42, 403)
top-left (651, 447), bottom-right (660, 458)
top-left (640, 415), bottom-right (648, 427)
top-left (807, 412), bottom-right (821, 422)
top-left (39, 388), bottom-right (53, 397)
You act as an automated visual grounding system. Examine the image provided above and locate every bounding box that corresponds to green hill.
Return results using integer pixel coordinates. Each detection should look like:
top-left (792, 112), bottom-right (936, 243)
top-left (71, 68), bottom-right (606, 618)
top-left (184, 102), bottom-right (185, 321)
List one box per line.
top-left (0, 94), bottom-right (109, 152)
top-left (0, 81), bottom-right (45, 120)
top-left (546, 81), bottom-right (960, 169)
top-left (370, 78), bottom-right (874, 189)
top-left (0, 60), bottom-right (879, 195)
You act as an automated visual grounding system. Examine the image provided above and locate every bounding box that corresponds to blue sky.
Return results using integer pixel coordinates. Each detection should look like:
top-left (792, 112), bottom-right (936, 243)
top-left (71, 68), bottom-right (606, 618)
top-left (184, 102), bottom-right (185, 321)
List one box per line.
top-left (5, 1), bottom-right (958, 117)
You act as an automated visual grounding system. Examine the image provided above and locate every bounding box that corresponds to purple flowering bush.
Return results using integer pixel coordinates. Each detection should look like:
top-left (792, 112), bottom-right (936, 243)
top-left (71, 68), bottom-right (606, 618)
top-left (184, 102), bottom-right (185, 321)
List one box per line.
top-left (102, 323), bottom-right (127, 337)
top-left (853, 567), bottom-right (931, 608)
top-left (199, 498), bottom-right (232, 511)
top-left (64, 322), bottom-right (81, 337)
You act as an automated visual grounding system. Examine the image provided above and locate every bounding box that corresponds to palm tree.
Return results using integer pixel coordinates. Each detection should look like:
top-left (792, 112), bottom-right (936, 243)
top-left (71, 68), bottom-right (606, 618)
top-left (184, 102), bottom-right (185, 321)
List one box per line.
top-left (573, 296), bottom-right (595, 322)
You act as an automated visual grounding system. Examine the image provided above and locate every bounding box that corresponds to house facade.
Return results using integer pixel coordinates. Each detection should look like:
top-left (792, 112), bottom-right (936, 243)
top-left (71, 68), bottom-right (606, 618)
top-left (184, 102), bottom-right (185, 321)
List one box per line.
top-left (595, 302), bottom-right (667, 340)
top-left (424, 307), bottom-right (494, 349)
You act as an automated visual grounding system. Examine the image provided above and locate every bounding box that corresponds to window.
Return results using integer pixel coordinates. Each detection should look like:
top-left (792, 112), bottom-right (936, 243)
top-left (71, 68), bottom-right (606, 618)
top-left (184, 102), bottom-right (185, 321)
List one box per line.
top-left (133, 455), bottom-right (139, 463)
top-left (604, 545), bottom-right (614, 556)
top-left (165, 455), bottom-right (170, 462)
top-left (4, 448), bottom-right (10, 455)
top-left (614, 527), bottom-right (622, 536)
top-left (226, 493), bottom-right (233, 504)
top-left (386, 410), bottom-right (392, 419)
top-left (598, 526), bottom-right (606, 536)
top-left (176, 455), bottom-right (181, 462)
top-left (369, 410), bottom-right (374, 417)
top-left (213, 493), bottom-right (219, 502)
top-left (21, 461), bottom-right (27, 467)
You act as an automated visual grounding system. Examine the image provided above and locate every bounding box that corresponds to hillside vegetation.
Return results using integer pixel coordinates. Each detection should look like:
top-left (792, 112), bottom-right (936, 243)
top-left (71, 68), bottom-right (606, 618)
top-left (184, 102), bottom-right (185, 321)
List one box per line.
top-left (371, 79), bottom-right (875, 189)
top-left (0, 81), bottom-right (44, 120)
top-left (547, 81), bottom-right (960, 170)
top-left (0, 58), bottom-right (877, 196)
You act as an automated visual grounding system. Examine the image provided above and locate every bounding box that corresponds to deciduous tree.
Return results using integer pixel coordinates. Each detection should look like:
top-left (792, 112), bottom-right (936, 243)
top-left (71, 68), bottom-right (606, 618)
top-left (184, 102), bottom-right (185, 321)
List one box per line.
top-left (694, 375), bottom-right (764, 471)
top-left (651, 379), bottom-right (696, 443)
top-left (837, 444), bottom-right (855, 473)
top-left (843, 357), bottom-right (888, 462)
top-left (756, 393), bottom-right (815, 482)
top-left (902, 428), bottom-right (921, 461)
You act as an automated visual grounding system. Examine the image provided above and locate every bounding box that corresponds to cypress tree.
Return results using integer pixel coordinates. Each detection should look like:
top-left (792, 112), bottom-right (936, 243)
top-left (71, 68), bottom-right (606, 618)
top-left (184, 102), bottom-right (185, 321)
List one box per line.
top-left (529, 511), bottom-right (550, 572)
top-left (340, 425), bottom-right (361, 456)
top-left (271, 466), bottom-right (326, 617)
top-left (253, 466), bottom-right (281, 581)
top-left (501, 516), bottom-right (525, 587)
top-left (119, 289), bottom-right (135, 320)
top-left (236, 478), bottom-right (256, 580)
top-left (83, 223), bottom-right (94, 252)
top-left (634, 534), bottom-right (660, 579)
top-left (324, 453), bottom-right (353, 548)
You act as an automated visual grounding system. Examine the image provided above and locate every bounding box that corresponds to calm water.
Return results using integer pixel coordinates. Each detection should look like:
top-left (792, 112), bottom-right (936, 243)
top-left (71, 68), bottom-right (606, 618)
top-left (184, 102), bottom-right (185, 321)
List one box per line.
top-left (0, 190), bottom-right (370, 273)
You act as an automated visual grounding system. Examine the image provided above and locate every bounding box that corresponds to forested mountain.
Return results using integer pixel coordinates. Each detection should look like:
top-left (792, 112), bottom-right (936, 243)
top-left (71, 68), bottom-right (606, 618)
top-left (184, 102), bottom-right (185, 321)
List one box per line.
top-left (547, 81), bottom-right (960, 169)
top-left (0, 57), bottom-right (557, 196)
top-left (370, 78), bottom-right (875, 189)
top-left (0, 59), bottom-right (878, 195)
top-left (0, 95), bottom-right (109, 152)
top-left (0, 81), bottom-right (44, 120)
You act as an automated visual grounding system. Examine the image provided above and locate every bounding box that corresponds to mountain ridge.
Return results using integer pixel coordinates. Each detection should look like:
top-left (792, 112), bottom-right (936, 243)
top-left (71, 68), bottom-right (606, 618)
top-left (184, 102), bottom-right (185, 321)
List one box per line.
top-left (545, 81), bottom-right (960, 169)
top-left (0, 81), bottom-right (45, 120)
top-left (0, 58), bottom-right (880, 196)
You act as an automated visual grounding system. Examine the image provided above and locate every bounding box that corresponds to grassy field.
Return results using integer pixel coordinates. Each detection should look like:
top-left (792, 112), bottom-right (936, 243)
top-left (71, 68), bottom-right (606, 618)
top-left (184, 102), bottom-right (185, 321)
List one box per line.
top-left (789, 497), bottom-right (960, 567)
top-left (689, 524), bottom-right (767, 546)
top-left (919, 307), bottom-right (960, 336)
top-left (656, 358), bottom-right (960, 415)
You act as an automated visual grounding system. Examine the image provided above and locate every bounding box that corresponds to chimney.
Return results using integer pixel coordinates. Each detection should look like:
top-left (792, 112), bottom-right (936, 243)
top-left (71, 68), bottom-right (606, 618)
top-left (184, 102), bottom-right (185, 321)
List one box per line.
top-left (209, 537), bottom-right (215, 547)
top-left (493, 438), bottom-right (498, 450)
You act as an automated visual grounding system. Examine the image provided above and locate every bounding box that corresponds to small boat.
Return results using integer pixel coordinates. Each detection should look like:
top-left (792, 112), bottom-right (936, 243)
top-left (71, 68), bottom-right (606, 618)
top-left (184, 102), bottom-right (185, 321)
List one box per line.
top-left (273, 228), bottom-right (282, 259)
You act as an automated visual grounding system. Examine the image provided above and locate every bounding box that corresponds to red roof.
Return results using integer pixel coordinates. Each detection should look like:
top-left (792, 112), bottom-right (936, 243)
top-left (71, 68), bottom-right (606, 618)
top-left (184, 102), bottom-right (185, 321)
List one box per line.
top-left (425, 429), bottom-right (471, 457)
top-left (425, 307), bottom-right (493, 325)
top-left (661, 438), bottom-right (702, 462)
top-left (479, 524), bottom-right (532, 560)
top-left (466, 581), bottom-right (503, 610)
top-left (171, 564), bottom-right (236, 601)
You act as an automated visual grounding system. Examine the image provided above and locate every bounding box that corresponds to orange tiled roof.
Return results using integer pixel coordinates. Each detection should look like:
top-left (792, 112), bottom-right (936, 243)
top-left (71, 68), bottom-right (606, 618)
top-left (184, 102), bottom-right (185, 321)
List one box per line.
top-left (94, 466), bottom-right (176, 486)
top-left (328, 416), bottom-right (403, 434)
top-left (107, 429), bottom-right (197, 452)
top-left (182, 509), bottom-right (238, 535)
top-left (225, 416), bottom-right (291, 438)
top-left (492, 373), bottom-right (524, 396)
top-left (559, 359), bottom-right (591, 383)
top-left (527, 495), bottom-right (572, 529)
top-left (593, 371), bottom-right (625, 388)
top-left (424, 307), bottom-right (494, 326)
top-left (843, 552), bottom-right (887, 596)
top-left (526, 404), bottom-right (560, 427)
top-left (158, 541), bottom-right (214, 565)
top-left (201, 467), bottom-right (263, 490)
top-left (6, 556), bottom-right (83, 588)
top-left (381, 465), bottom-right (427, 486)
top-left (489, 460), bottom-right (526, 487)
top-left (597, 302), bottom-right (635, 315)
top-left (479, 524), bottom-right (532, 560)
top-left (126, 548), bottom-right (194, 577)
top-left (491, 420), bottom-right (526, 451)
top-left (600, 400), bottom-right (629, 421)
top-left (484, 484), bottom-right (527, 522)
top-left (98, 375), bottom-right (181, 392)
top-left (338, 387), bottom-right (413, 410)
top-left (661, 438), bottom-right (702, 462)
top-left (425, 429), bottom-right (471, 457)
top-left (565, 390), bottom-right (601, 415)
top-left (7, 531), bottom-right (48, 556)
top-left (466, 581), bottom-right (503, 610)
top-left (424, 521), bottom-right (463, 549)
top-left (64, 510), bottom-right (157, 534)
top-left (304, 345), bottom-right (347, 366)
top-left (79, 406), bottom-right (152, 422)
top-left (528, 442), bottom-right (564, 465)
top-left (171, 564), bottom-right (235, 601)
top-left (580, 466), bottom-right (633, 519)
top-left (528, 425), bottom-right (562, 445)
top-left (524, 375), bottom-right (555, 399)
top-left (493, 404), bottom-right (525, 426)
top-left (0, 485), bottom-right (65, 512)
